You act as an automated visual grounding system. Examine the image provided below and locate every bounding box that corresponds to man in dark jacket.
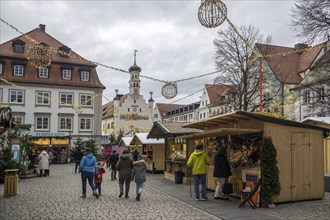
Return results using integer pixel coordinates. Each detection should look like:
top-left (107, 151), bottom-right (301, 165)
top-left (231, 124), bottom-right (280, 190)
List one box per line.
top-left (116, 150), bottom-right (133, 198)
top-left (109, 150), bottom-right (119, 180)
top-left (74, 148), bottom-right (84, 173)
top-left (213, 147), bottom-right (232, 200)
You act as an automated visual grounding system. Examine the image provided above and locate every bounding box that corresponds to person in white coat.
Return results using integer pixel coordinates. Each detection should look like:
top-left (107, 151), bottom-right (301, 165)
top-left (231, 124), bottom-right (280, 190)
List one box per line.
top-left (38, 150), bottom-right (49, 177)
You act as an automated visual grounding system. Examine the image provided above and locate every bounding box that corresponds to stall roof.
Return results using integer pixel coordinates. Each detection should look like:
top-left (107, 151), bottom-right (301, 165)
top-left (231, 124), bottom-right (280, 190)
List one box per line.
top-left (130, 133), bottom-right (164, 145)
top-left (182, 111), bottom-right (327, 132)
top-left (301, 117), bottom-right (330, 130)
top-left (118, 136), bottom-right (133, 147)
top-left (179, 128), bottom-right (262, 139)
top-left (147, 121), bottom-right (202, 139)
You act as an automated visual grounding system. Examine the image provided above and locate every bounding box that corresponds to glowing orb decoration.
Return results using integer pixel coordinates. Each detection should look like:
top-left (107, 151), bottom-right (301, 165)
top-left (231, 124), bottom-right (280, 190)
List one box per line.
top-left (28, 44), bottom-right (52, 68)
top-left (198, 0), bottom-right (227, 28)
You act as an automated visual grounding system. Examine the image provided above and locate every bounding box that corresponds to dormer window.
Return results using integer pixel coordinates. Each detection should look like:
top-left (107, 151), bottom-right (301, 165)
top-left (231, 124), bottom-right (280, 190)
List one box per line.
top-left (12, 39), bottom-right (26, 53)
top-left (58, 45), bottom-right (71, 58)
top-left (80, 71), bottom-right (90, 81)
top-left (0, 59), bottom-right (4, 75)
top-left (13, 65), bottom-right (24, 76)
top-left (38, 68), bottom-right (49, 78)
top-left (61, 65), bottom-right (73, 80)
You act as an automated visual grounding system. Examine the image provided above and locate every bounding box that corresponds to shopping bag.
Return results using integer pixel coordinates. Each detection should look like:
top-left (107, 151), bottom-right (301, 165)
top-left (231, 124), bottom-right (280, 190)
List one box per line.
top-left (222, 180), bottom-right (233, 194)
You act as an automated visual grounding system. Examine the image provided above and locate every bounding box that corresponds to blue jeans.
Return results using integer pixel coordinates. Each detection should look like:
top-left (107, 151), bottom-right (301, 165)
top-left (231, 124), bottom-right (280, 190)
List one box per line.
top-left (194, 174), bottom-right (206, 199)
top-left (81, 171), bottom-right (96, 194)
top-left (136, 182), bottom-right (143, 196)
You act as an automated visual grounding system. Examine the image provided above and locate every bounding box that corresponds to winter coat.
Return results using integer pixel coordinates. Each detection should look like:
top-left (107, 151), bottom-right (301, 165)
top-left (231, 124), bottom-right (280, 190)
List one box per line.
top-left (74, 149), bottom-right (83, 162)
top-left (132, 151), bottom-right (139, 161)
top-left (38, 150), bottom-right (49, 170)
top-left (80, 152), bottom-right (98, 174)
top-left (187, 149), bottom-right (211, 175)
top-left (132, 160), bottom-right (146, 183)
top-left (109, 153), bottom-right (119, 168)
top-left (116, 153), bottom-right (133, 179)
top-left (60, 151), bottom-right (67, 159)
top-left (94, 167), bottom-right (106, 184)
top-left (213, 152), bottom-right (232, 178)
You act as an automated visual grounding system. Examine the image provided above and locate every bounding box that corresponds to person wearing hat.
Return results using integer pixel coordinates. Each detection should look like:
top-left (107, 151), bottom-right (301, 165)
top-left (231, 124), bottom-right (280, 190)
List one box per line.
top-left (79, 147), bottom-right (99, 199)
top-left (187, 144), bottom-right (211, 201)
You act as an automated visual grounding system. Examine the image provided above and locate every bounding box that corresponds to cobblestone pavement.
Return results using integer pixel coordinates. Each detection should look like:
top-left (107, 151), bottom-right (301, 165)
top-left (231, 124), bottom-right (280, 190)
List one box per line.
top-left (1, 164), bottom-right (329, 220)
top-left (0, 164), bottom-right (220, 220)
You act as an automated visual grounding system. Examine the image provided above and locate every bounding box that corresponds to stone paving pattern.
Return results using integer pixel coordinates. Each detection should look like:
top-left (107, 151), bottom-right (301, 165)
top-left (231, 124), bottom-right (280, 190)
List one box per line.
top-left (0, 164), bottom-right (329, 220)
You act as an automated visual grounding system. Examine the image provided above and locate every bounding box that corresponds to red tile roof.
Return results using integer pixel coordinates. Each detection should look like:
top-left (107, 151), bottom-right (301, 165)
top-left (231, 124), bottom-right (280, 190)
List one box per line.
top-left (205, 84), bottom-right (232, 104)
top-left (255, 43), bottom-right (324, 84)
top-left (155, 103), bottom-right (186, 119)
top-left (0, 27), bottom-right (105, 89)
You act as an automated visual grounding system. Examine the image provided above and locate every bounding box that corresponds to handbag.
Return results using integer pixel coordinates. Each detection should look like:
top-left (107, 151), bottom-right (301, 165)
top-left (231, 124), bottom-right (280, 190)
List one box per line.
top-left (222, 179), bottom-right (233, 194)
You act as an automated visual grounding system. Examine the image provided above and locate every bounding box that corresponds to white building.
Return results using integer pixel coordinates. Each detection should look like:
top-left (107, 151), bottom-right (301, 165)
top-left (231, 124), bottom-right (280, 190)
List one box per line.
top-left (0, 24), bottom-right (105, 155)
top-left (102, 53), bottom-right (154, 137)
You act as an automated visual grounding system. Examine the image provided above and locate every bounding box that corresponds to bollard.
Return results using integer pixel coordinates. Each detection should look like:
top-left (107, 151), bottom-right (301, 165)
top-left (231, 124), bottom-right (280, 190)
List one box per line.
top-left (4, 169), bottom-right (19, 197)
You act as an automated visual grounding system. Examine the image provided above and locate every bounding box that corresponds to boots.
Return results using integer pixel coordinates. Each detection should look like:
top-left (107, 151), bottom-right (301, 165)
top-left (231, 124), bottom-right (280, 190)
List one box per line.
top-left (93, 191), bottom-right (99, 199)
top-left (80, 194), bottom-right (86, 198)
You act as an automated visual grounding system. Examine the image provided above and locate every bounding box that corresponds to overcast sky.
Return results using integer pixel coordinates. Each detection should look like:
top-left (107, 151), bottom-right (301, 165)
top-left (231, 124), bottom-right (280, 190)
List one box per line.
top-left (0, 0), bottom-right (298, 105)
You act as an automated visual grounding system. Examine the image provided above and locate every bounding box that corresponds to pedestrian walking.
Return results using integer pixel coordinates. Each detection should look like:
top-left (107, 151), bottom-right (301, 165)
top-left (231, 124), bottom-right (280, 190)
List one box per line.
top-left (60, 149), bottom-right (67, 164)
top-left (94, 162), bottom-right (106, 196)
top-left (28, 149), bottom-right (36, 170)
top-left (38, 150), bottom-right (49, 177)
top-left (132, 149), bottom-right (139, 161)
top-left (79, 147), bottom-right (99, 199)
top-left (109, 150), bottom-right (119, 181)
top-left (46, 149), bottom-right (53, 176)
top-left (132, 159), bottom-right (146, 201)
top-left (213, 147), bottom-right (232, 200)
top-left (187, 144), bottom-right (211, 201)
top-left (74, 147), bottom-right (84, 173)
top-left (116, 150), bottom-right (133, 198)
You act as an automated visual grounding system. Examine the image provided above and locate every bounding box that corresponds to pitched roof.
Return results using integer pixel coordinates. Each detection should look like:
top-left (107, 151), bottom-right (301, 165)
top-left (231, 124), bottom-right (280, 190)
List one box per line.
top-left (0, 27), bottom-right (105, 89)
top-left (130, 132), bottom-right (164, 145)
top-left (205, 84), bottom-right (232, 104)
top-left (102, 101), bottom-right (114, 119)
top-left (118, 136), bottom-right (134, 147)
top-left (255, 43), bottom-right (324, 84)
top-left (147, 121), bottom-right (202, 139)
top-left (155, 103), bottom-right (186, 119)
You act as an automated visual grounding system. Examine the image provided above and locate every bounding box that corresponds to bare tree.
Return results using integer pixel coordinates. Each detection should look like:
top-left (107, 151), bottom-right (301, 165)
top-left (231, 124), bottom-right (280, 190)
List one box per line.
top-left (213, 24), bottom-right (272, 111)
top-left (290, 0), bottom-right (330, 44)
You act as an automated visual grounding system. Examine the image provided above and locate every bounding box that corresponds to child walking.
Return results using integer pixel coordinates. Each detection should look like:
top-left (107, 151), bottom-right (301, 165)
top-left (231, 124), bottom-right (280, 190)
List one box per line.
top-left (94, 162), bottom-right (106, 196)
top-left (132, 159), bottom-right (146, 201)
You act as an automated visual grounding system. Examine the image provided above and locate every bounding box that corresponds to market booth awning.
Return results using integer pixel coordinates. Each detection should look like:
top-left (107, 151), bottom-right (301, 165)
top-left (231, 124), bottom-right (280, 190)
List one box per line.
top-left (179, 128), bottom-right (262, 139)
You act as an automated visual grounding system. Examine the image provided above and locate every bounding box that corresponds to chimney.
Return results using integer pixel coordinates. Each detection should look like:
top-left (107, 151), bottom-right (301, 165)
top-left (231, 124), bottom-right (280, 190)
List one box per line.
top-left (39, 24), bottom-right (46, 32)
top-left (294, 43), bottom-right (308, 50)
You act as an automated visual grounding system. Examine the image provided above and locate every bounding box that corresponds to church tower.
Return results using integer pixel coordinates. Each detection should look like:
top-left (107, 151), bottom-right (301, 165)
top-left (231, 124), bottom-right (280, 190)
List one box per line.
top-left (128, 50), bottom-right (141, 95)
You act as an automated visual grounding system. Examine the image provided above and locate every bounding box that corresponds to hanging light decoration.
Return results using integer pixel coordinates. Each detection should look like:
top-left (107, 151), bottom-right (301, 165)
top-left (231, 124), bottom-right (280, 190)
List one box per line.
top-left (198, 0), bottom-right (227, 28)
top-left (28, 43), bottom-right (52, 68)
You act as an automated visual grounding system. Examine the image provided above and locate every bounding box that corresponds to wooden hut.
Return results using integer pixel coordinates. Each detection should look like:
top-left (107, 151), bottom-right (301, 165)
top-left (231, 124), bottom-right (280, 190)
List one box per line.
top-left (130, 133), bottom-right (165, 173)
top-left (147, 122), bottom-right (202, 183)
top-left (118, 136), bottom-right (133, 148)
top-left (181, 111), bottom-right (328, 203)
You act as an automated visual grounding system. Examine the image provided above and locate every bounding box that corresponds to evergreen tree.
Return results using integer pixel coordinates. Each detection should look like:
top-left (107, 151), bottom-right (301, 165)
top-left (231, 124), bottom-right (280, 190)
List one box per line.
top-left (260, 137), bottom-right (281, 205)
top-left (83, 139), bottom-right (98, 154)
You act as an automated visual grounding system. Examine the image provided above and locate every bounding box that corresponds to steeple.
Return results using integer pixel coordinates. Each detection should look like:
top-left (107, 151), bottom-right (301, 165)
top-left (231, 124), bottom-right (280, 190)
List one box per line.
top-left (129, 50), bottom-right (141, 95)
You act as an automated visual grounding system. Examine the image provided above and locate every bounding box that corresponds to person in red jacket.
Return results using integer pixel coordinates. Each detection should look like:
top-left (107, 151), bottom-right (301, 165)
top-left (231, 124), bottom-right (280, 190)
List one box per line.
top-left (94, 162), bottom-right (106, 196)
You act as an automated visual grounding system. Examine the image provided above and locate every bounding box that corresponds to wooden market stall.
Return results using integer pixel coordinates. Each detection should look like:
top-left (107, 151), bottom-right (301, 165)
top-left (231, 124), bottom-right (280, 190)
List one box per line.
top-left (118, 136), bottom-right (133, 149)
top-left (130, 133), bottom-right (165, 173)
top-left (182, 111), bottom-right (328, 203)
top-left (147, 122), bottom-right (202, 183)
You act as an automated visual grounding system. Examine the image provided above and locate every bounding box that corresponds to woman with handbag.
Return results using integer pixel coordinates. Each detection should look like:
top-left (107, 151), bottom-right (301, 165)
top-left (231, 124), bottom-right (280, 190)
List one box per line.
top-left (213, 147), bottom-right (232, 200)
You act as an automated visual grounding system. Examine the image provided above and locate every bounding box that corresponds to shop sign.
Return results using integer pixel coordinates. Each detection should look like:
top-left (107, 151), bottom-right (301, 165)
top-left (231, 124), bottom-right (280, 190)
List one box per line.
top-left (35, 132), bottom-right (67, 137)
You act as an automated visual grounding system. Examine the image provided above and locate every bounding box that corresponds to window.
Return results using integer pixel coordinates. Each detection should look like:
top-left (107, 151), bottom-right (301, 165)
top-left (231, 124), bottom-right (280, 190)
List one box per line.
top-left (36, 116), bottom-right (50, 130)
top-left (36, 91), bottom-right (50, 105)
top-left (0, 89), bottom-right (2, 103)
top-left (79, 118), bottom-right (92, 131)
top-left (12, 115), bottom-right (23, 125)
top-left (80, 71), bottom-right (89, 81)
top-left (80, 94), bottom-right (92, 106)
top-left (0, 62), bottom-right (3, 74)
top-left (13, 65), bottom-right (24, 76)
top-left (59, 117), bottom-right (72, 131)
top-left (318, 88), bottom-right (325, 101)
top-left (107, 123), bottom-right (110, 129)
top-left (12, 40), bottom-right (25, 53)
top-left (62, 69), bottom-right (71, 80)
top-left (10, 90), bottom-right (24, 104)
top-left (60, 93), bottom-right (73, 105)
top-left (38, 68), bottom-right (49, 78)
top-left (303, 91), bottom-right (311, 103)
